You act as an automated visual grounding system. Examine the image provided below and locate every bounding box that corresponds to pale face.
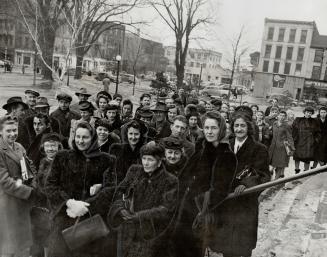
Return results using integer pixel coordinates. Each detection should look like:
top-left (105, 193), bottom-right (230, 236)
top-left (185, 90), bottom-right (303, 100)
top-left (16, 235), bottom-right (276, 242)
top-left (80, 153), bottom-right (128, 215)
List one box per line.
top-left (165, 149), bottom-right (182, 165)
top-left (251, 106), bottom-right (258, 114)
top-left (80, 110), bottom-right (92, 121)
top-left (33, 117), bottom-right (48, 135)
top-left (58, 100), bottom-right (70, 111)
top-left (168, 108), bottom-right (178, 123)
top-left (203, 118), bottom-right (220, 143)
top-left (320, 110), bottom-right (327, 119)
top-left (122, 104), bottom-right (132, 116)
top-left (115, 97), bottom-right (122, 105)
top-left (256, 112), bottom-right (264, 121)
top-left (127, 127), bottom-right (141, 146)
top-left (25, 93), bottom-right (37, 107)
top-left (165, 98), bottom-right (175, 108)
top-left (11, 104), bottom-right (25, 117)
top-left (141, 97), bottom-right (151, 106)
top-left (171, 120), bottom-right (187, 137)
top-left (304, 111), bottom-right (313, 118)
top-left (233, 118), bottom-right (248, 141)
top-left (1, 123), bottom-right (18, 145)
top-left (74, 128), bottom-right (92, 151)
top-left (189, 116), bottom-right (198, 128)
top-left (106, 110), bottom-right (117, 121)
top-left (43, 141), bottom-right (60, 159)
top-left (96, 126), bottom-right (109, 142)
top-left (98, 97), bottom-right (108, 111)
top-left (221, 103), bottom-right (229, 113)
top-left (140, 116), bottom-right (152, 125)
top-left (278, 113), bottom-right (286, 122)
top-left (142, 155), bottom-right (161, 173)
top-left (270, 110), bottom-right (279, 117)
top-left (205, 102), bottom-right (213, 112)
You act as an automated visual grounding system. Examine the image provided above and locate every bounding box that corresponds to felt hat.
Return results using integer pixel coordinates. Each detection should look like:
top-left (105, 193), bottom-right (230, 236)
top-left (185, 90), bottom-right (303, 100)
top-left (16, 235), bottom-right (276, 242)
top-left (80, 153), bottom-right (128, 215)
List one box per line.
top-left (2, 96), bottom-right (28, 110)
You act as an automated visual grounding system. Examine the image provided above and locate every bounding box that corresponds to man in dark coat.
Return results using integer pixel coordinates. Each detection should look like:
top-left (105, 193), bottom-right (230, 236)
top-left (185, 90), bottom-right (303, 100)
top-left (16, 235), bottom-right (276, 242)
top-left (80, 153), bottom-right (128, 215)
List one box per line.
top-left (150, 102), bottom-right (172, 139)
top-left (21, 97), bottom-right (61, 150)
top-left (50, 93), bottom-right (81, 139)
top-left (292, 106), bottom-right (321, 173)
top-left (24, 89), bottom-right (40, 117)
top-left (70, 88), bottom-right (92, 113)
top-left (313, 106), bottom-right (327, 167)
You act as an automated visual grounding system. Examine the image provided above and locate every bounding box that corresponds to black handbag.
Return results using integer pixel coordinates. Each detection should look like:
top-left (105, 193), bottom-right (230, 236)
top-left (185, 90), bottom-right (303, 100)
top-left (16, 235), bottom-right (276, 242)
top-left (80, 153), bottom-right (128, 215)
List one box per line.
top-left (62, 213), bottom-right (110, 250)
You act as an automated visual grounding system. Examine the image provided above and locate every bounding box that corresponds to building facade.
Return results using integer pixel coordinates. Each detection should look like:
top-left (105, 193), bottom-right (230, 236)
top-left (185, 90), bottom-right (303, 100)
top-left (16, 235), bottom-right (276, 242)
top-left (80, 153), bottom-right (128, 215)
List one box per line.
top-left (164, 46), bottom-right (228, 83)
top-left (255, 18), bottom-right (327, 101)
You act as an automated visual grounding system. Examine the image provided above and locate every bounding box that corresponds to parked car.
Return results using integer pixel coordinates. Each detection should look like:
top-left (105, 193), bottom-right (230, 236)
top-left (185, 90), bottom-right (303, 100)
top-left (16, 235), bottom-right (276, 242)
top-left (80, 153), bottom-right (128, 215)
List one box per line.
top-left (0, 60), bottom-right (5, 68)
top-left (200, 85), bottom-right (230, 99)
top-left (121, 73), bottom-right (138, 84)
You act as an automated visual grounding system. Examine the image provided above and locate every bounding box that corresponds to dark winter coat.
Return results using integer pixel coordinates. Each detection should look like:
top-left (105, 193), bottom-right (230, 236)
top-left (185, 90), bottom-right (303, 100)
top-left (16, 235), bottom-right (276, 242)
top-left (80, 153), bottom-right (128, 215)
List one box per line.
top-left (50, 108), bottom-right (81, 138)
top-left (314, 117), bottom-right (327, 162)
top-left (292, 117), bottom-right (321, 162)
top-left (187, 126), bottom-right (204, 145)
top-left (211, 137), bottom-right (270, 256)
top-left (108, 164), bottom-right (178, 257)
top-left (269, 121), bottom-right (294, 168)
top-left (27, 127), bottom-right (52, 170)
top-left (0, 137), bottom-right (34, 254)
top-left (44, 137), bottom-right (117, 257)
top-left (109, 143), bottom-right (143, 183)
top-left (173, 140), bottom-right (237, 257)
top-left (152, 120), bottom-right (172, 139)
top-left (257, 120), bottom-right (271, 147)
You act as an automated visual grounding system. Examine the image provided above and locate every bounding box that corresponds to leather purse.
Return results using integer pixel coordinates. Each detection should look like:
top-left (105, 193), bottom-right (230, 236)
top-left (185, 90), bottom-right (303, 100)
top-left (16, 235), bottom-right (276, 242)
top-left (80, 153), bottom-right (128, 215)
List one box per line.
top-left (62, 214), bottom-right (110, 250)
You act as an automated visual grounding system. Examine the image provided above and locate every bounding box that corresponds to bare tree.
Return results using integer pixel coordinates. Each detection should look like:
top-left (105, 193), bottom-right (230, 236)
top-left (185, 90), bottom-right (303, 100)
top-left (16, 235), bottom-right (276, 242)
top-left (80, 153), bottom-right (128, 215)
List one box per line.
top-left (225, 26), bottom-right (251, 102)
top-left (151, 0), bottom-right (211, 89)
top-left (71, 0), bottom-right (144, 79)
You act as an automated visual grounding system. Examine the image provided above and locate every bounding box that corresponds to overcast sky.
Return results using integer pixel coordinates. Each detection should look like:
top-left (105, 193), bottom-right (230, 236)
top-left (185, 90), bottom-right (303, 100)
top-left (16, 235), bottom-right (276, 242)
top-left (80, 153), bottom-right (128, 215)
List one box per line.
top-left (129, 0), bottom-right (327, 67)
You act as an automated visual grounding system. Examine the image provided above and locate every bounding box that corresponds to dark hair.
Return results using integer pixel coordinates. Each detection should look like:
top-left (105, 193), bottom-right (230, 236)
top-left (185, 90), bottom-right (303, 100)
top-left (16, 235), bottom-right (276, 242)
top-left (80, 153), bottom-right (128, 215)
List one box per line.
top-left (168, 106), bottom-right (181, 115)
top-left (140, 141), bottom-right (165, 160)
top-left (123, 99), bottom-right (133, 110)
top-left (279, 110), bottom-right (287, 115)
top-left (250, 104), bottom-right (259, 111)
top-left (113, 93), bottom-right (122, 100)
top-left (95, 118), bottom-right (111, 130)
top-left (96, 95), bottom-right (109, 108)
top-left (202, 111), bottom-right (227, 141)
top-left (75, 121), bottom-right (94, 137)
top-left (97, 91), bottom-right (112, 101)
top-left (272, 98), bottom-right (279, 102)
top-left (34, 113), bottom-right (50, 125)
top-left (197, 105), bottom-right (206, 115)
top-left (0, 116), bottom-right (18, 130)
top-left (124, 120), bottom-right (147, 145)
top-left (230, 112), bottom-right (254, 137)
top-left (173, 115), bottom-right (188, 126)
top-left (270, 106), bottom-right (279, 113)
top-left (140, 93), bottom-right (151, 101)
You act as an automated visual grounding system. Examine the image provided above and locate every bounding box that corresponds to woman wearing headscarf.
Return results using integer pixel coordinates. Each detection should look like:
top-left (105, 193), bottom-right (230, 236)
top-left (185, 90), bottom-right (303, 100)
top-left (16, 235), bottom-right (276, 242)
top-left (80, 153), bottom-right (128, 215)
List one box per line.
top-left (45, 121), bottom-right (117, 257)
top-left (109, 120), bottom-right (147, 183)
top-left (214, 111), bottom-right (270, 257)
top-left (108, 141), bottom-right (178, 257)
top-left (172, 111), bottom-right (237, 257)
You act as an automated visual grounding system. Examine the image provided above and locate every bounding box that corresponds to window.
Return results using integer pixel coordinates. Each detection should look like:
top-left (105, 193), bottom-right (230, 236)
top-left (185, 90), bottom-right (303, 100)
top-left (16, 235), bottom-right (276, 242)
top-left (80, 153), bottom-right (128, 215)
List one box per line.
top-left (314, 49), bottom-right (324, 63)
top-left (189, 52), bottom-right (194, 58)
top-left (278, 28), bottom-right (285, 42)
top-left (284, 63), bottom-right (291, 74)
top-left (295, 63), bottom-right (302, 73)
top-left (264, 44), bottom-right (272, 58)
top-left (311, 66), bottom-right (321, 80)
top-left (263, 61), bottom-right (269, 72)
top-left (273, 61), bottom-right (280, 73)
top-left (190, 62), bottom-right (194, 67)
top-left (275, 46), bottom-right (282, 59)
top-left (196, 62), bottom-right (200, 67)
top-left (202, 63), bottom-right (206, 68)
top-left (300, 30), bottom-right (307, 43)
top-left (289, 29), bottom-right (296, 42)
top-left (286, 46), bottom-right (293, 60)
top-left (197, 54), bottom-right (201, 59)
top-left (297, 47), bottom-right (305, 61)
top-left (23, 56), bottom-right (31, 65)
top-left (267, 27), bottom-right (274, 40)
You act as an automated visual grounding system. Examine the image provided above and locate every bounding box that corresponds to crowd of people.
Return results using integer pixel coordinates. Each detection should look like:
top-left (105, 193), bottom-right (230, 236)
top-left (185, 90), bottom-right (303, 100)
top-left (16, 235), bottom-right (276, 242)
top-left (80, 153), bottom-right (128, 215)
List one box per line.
top-left (0, 86), bottom-right (326, 257)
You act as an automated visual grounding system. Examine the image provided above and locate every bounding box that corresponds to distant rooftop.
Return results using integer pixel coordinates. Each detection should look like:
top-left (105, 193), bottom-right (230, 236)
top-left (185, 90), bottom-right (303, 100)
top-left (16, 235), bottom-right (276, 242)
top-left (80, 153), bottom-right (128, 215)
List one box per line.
top-left (264, 18), bottom-right (316, 27)
top-left (312, 30), bottom-right (327, 48)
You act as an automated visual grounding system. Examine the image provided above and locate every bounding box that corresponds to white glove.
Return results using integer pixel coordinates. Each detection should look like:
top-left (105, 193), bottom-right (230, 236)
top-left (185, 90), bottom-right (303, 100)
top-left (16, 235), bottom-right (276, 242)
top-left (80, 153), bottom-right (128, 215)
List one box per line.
top-left (66, 199), bottom-right (90, 218)
top-left (90, 184), bottom-right (102, 196)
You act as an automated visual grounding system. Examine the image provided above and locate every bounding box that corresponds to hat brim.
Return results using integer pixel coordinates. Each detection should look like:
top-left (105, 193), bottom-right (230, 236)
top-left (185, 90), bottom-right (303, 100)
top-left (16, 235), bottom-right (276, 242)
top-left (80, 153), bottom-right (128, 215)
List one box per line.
top-left (2, 101), bottom-right (29, 111)
top-left (25, 90), bottom-right (40, 97)
top-left (151, 108), bottom-right (168, 112)
top-left (76, 93), bottom-right (92, 97)
top-left (35, 104), bottom-right (50, 108)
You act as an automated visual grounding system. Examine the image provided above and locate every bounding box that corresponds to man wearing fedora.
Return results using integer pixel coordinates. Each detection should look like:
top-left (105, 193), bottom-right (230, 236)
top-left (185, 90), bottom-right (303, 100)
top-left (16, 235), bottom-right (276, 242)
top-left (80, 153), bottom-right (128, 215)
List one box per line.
top-left (50, 93), bottom-right (80, 139)
top-left (70, 87), bottom-right (92, 113)
top-left (150, 101), bottom-right (172, 139)
top-left (24, 89), bottom-right (40, 117)
top-left (21, 97), bottom-right (61, 150)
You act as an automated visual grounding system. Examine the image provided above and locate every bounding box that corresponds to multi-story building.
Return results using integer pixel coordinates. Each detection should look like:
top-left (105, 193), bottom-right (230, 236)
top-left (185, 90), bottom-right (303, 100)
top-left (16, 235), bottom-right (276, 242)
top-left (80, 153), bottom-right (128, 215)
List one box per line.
top-left (164, 46), bottom-right (229, 83)
top-left (123, 32), bottom-right (168, 75)
top-left (255, 18), bottom-right (327, 100)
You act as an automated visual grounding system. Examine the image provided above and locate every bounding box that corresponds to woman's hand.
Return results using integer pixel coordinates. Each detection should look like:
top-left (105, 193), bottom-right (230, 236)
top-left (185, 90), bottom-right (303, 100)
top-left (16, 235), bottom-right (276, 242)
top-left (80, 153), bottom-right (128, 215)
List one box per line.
top-left (90, 184), bottom-right (102, 196)
top-left (66, 199), bottom-right (90, 218)
top-left (234, 185), bottom-right (246, 196)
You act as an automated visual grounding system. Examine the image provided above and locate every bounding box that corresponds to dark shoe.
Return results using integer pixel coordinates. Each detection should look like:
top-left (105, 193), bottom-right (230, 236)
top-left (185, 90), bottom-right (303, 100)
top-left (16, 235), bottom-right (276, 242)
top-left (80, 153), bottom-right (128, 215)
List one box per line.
top-left (295, 169), bottom-right (300, 174)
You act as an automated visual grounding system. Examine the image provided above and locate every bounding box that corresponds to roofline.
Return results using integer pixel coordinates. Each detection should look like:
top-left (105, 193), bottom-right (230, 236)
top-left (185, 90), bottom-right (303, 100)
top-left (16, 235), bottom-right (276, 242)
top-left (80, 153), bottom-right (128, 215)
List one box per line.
top-left (264, 18), bottom-right (316, 27)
